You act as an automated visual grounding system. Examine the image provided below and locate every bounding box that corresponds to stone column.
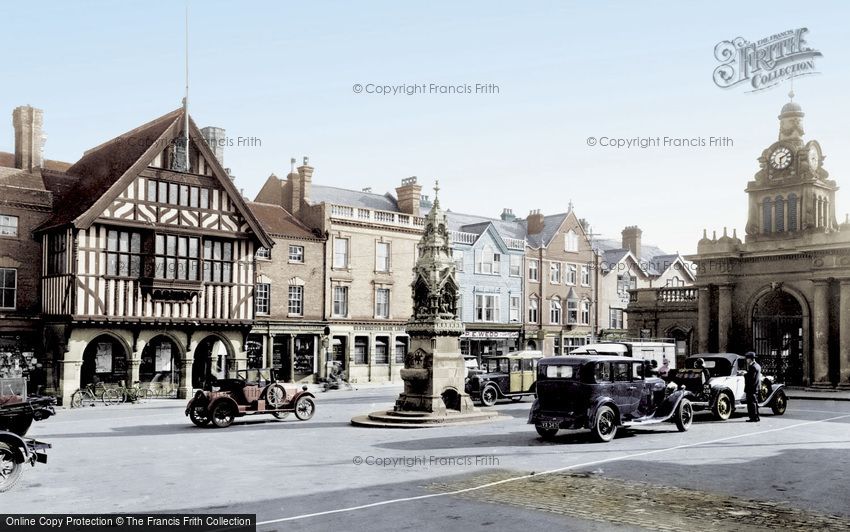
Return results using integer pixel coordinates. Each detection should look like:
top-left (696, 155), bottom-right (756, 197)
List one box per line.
top-left (717, 285), bottom-right (733, 353)
top-left (129, 359), bottom-right (141, 386)
top-left (178, 357), bottom-right (193, 399)
top-left (287, 335), bottom-right (295, 382)
top-left (812, 280), bottom-right (830, 385)
top-left (839, 280), bottom-right (850, 387)
top-left (59, 360), bottom-right (82, 407)
top-left (318, 335), bottom-right (329, 380)
top-left (697, 286), bottom-right (711, 353)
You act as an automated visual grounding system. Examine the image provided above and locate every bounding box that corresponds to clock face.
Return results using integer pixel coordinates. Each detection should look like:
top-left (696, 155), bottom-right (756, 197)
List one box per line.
top-left (770, 146), bottom-right (792, 170)
top-left (808, 147), bottom-right (819, 169)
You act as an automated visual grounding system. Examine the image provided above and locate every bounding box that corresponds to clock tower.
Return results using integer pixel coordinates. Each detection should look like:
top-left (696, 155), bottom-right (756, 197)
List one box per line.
top-left (744, 92), bottom-right (839, 240)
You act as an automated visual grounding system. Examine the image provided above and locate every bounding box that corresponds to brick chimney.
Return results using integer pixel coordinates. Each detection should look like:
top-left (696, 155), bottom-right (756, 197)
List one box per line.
top-left (527, 210), bottom-right (545, 235)
top-left (500, 208), bottom-right (516, 222)
top-left (13, 105), bottom-right (44, 171)
top-left (622, 226), bottom-right (642, 257)
top-left (395, 176), bottom-right (422, 216)
top-left (296, 156), bottom-right (313, 209)
top-left (288, 158), bottom-right (302, 214)
top-left (200, 126), bottom-right (225, 166)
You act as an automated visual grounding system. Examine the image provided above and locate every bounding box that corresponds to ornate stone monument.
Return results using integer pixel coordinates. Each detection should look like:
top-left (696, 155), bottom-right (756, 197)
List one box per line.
top-left (352, 183), bottom-right (498, 426)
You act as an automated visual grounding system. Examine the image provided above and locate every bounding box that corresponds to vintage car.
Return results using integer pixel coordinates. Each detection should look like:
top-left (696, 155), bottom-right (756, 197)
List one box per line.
top-left (185, 368), bottom-right (316, 428)
top-left (0, 378), bottom-right (54, 492)
top-left (667, 353), bottom-right (787, 420)
top-left (465, 351), bottom-right (543, 406)
top-left (528, 355), bottom-right (694, 442)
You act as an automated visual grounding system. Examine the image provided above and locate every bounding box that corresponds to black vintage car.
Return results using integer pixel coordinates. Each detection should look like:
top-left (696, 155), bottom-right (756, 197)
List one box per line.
top-left (0, 378), bottom-right (54, 492)
top-left (667, 353), bottom-right (787, 420)
top-left (465, 351), bottom-right (543, 406)
top-left (528, 355), bottom-right (694, 442)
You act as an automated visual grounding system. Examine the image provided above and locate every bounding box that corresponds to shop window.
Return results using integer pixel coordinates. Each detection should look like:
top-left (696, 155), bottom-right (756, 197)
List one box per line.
top-left (354, 336), bottom-right (368, 364)
top-left (332, 336), bottom-right (347, 365)
top-left (394, 338), bottom-right (407, 364)
top-left (375, 337), bottom-right (389, 364)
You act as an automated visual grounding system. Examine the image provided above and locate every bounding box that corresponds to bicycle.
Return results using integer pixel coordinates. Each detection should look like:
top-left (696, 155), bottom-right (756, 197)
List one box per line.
top-left (116, 381), bottom-right (150, 403)
top-left (70, 382), bottom-right (122, 407)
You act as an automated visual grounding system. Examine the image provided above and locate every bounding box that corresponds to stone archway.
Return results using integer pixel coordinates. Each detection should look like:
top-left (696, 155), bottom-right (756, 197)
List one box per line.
top-left (664, 325), bottom-right (692, 363)
top-left (140, 335), bottom-right (183, 397)
top-left (81, 333), bottom-right (130, 387)
top-left (751, 289), bottom-right (805, 385)
top-left (192, 334), bottom-right (235, 388)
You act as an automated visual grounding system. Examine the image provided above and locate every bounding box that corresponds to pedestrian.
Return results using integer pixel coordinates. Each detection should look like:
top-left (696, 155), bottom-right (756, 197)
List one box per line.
top-left (658, 357), bottom-right (670, 377)
top-left (744, 351), bottom-right (761, 422)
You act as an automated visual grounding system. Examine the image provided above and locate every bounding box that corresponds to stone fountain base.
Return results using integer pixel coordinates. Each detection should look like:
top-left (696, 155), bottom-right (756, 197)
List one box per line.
top-left (351, 407), bottom-right (500, 428)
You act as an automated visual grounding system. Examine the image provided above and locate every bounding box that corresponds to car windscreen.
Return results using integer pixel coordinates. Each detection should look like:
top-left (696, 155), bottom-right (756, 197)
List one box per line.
top-left (483, 358), bottom-right (506, 373)
top-left (543, 365), bottom-right (579, 379)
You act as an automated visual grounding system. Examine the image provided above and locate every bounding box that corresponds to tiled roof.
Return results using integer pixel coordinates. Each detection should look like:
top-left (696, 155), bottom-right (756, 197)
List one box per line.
top-left (522, 213), bottom-right (569, 248)
top-left (309, 184), bottom-right (399, 212)
top-left (445, 211), bottom-right (527, 242)
top-left (247, 201), bottom-right (319, 240)
top-left (0, 152), bottom-right (72, 173)
top-left (36, 109), bottom-right (182, 231)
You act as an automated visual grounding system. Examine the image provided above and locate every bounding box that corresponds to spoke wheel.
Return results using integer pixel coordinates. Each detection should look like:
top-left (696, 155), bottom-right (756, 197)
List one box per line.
top-left (102, 389), bottom-right (122, 406)
top-left (266, 384), bottom-right (287, 408)
top-left (0, 443), bottom-right (23, 493)
top-left (189, 407), bottom-right (212, 427)
top-left (675, 399), bottom-right (693, 432)
top-left (211, 402), bottom-right (235, 428)
top-left (712, 393), bottom-right (733, 421)
top-left (294, 397), bottom-right (315, 421)
top-left (480, 385), bottom-right (498, 407)
top-left (271, 412), bottom-right (290, 420)
top-left (771, 391), bottom-right (787, 415)
top-left (536, 425), bottom-right (558, 440)
top-left (592, 405), bottom-right (618, 443)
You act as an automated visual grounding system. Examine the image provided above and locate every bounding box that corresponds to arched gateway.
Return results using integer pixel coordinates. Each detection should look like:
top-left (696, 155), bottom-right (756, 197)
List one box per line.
top-left (751, 290), bottom-right (804, 385)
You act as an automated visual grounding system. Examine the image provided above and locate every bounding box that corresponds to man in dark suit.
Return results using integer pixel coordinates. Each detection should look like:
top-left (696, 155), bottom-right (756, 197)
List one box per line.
top-left (744, 352), bottom-right (762, 422)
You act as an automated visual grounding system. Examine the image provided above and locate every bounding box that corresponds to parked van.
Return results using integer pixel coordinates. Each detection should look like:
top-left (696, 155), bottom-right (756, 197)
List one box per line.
top-left (569, 341), bottom-right (676, 371)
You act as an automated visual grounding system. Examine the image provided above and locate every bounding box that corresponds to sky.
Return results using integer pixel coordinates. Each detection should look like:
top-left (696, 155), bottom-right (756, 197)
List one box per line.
top-left (1, 1), bottom-right (849, 255)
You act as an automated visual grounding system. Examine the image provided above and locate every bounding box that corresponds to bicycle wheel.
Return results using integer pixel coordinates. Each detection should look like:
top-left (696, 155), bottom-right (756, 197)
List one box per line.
top-left (70, 390), bottom-right (83, 408)
top-left (102, 388), bottom-right (123, 406)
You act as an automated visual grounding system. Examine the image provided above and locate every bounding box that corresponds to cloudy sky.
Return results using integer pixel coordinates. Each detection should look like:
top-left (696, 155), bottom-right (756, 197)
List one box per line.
top-left (2, 1), bottom-right (848, 254)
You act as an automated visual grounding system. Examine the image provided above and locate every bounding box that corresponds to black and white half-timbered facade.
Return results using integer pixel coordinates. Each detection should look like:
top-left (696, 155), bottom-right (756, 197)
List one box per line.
top-left (35, 108), bottom-right (272, 405)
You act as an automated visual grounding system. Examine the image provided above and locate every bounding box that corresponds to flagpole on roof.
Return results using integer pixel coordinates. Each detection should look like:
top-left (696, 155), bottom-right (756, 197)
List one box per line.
top-left (184, 0), bottom-right (190, 173)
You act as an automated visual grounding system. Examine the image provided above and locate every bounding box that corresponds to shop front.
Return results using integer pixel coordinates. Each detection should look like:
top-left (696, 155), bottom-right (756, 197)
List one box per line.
top-left (0, 332), bottom-right (43, 392)
top-left (247, 322), bottom-right (326, 383)
top-left (460, 328), bottom-right (521, 364)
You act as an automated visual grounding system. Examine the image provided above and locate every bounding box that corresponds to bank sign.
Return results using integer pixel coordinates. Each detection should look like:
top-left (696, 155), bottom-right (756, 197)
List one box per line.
top-left (713, 28), bottom-right (822, 92)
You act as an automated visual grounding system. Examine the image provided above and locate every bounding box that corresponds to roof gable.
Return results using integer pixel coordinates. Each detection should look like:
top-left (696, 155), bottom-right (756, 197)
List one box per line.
top-left (36, 108), bottom-right (272, 248)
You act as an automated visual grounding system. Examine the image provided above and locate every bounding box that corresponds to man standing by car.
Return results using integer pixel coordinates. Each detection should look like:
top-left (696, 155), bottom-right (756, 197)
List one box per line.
top-left (744, 352), bottom-right (761, 422)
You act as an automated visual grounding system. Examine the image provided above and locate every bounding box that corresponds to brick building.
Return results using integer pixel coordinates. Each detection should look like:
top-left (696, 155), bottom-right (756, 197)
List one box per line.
top-left (247, 201), bottom-right (325, 382)
top-left (256, 166), bottom-right (426, 383)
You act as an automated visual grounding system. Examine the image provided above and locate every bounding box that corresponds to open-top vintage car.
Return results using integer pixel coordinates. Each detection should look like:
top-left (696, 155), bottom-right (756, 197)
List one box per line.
top-left (465, 351), bottom-right (543, 406)
top-left (0, 378), bottom-right (55, 492)
top-left (185, 368), bottom-right (316, 428)
top-left (528, 355), bottom-right (694, 442)
top-left (667, 353), bottom-right (787, 420)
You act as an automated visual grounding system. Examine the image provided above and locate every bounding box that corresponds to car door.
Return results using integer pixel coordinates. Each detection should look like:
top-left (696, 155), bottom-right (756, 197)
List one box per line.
top-left (612, 361), bottom-right (641, 419)
top-left (522, 358), bottom-right (536, 392)
top-left (508, 358), bottom-right (522, 393)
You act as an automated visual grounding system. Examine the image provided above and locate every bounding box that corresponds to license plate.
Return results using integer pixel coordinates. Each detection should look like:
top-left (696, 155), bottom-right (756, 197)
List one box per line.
top-left (540, 420), bottom-right (560, 430)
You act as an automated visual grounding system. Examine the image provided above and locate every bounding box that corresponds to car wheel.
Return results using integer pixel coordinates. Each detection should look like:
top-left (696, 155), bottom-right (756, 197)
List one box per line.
top-left (712, 392), bottom-right (733, 421)
top-left (591, 405), bottom-right (618, 443)
top-left (189, 407), bottom-right (211, 427)
top-left (266, 383), bottom-right (287, 408)
top-left (759, 379), bottom-right (771, 403)
top-left (271, 412), bottom-right (290, 420)
top-left (771, 390), bottom-right (787, 415)
top-left (536, 425), bottom-right (558, 440)
top-left (675, 398), bottom-right (693, 432)
top-left (480, 385), bottom-right (498, 407)
top-left (0, 442), bottom-right (23, 493)
top-left (294, 397), bottom-right (315, 421)
top-left (210, 402), bottom-right (235, 428)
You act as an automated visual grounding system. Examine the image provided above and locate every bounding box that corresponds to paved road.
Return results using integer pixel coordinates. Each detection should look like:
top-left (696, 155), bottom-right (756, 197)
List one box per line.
top-left (7, 387), bottom-right (850, 531)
